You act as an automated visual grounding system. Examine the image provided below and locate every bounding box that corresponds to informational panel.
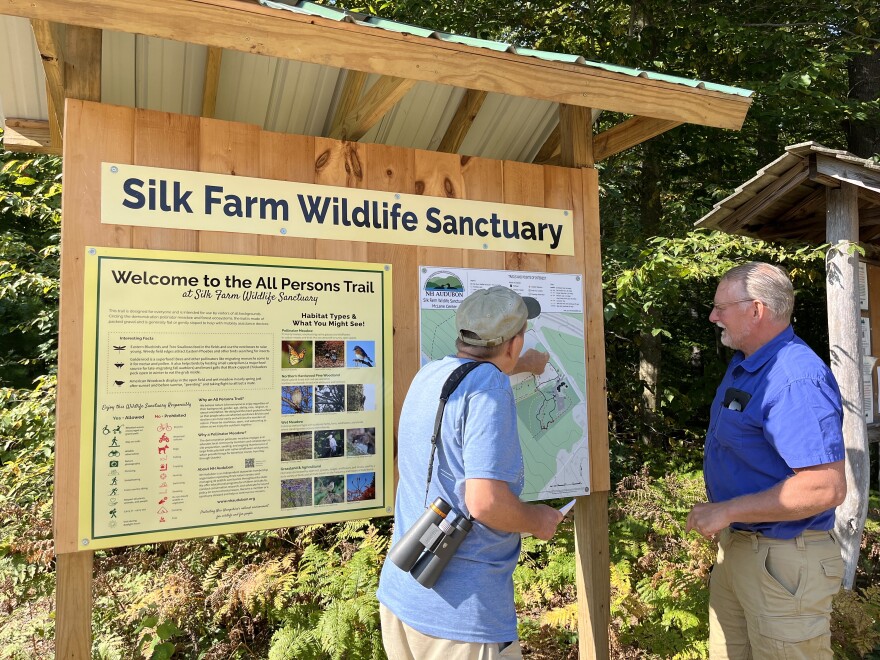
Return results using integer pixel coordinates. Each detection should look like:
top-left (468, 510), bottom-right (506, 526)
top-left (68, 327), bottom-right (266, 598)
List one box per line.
top-left (418, 266), bottom-right (589, 500)
top-left (78, 247), bottom-right (393, 550)
top-left (865, 262), bottom-right (880, 423)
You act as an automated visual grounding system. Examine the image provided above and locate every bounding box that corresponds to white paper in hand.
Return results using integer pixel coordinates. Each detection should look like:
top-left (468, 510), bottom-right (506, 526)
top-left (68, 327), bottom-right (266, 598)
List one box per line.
top-left (521, 499), bottom-right (577, 538)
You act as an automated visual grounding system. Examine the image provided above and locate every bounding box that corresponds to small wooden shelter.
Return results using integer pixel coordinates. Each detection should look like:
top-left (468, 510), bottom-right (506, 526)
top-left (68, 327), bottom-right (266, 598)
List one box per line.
top-left (0, 1), bottom-right (753, 658)
top-left (696, 142), bottom-right (880, 588)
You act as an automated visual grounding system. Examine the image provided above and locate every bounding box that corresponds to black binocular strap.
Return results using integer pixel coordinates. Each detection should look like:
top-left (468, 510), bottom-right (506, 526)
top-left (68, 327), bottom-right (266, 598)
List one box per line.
top-left (423, 360), bottom-right (499, 507)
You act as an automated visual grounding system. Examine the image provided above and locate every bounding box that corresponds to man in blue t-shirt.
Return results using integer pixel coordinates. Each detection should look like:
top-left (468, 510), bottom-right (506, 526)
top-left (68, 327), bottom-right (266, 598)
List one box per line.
top-left (377, 286), bottom-right (564, 659)
top-left (686, 262), bottom-right (846, 659)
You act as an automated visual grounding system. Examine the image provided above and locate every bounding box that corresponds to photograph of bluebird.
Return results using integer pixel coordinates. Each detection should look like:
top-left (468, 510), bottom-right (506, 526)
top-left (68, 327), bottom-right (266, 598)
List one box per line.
top-left (347, 341), bottom-right (375, 367)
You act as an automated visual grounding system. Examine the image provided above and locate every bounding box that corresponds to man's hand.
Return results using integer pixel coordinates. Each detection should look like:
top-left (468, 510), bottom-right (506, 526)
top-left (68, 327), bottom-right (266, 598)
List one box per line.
top-left (513, 349), bottom-right (550, 376)
top-left (530, 504), bottom-right (565, 540)
top-left (686, 502), bottom-right (729, 539)
top-left (685, 461), bottom-right (846, 540)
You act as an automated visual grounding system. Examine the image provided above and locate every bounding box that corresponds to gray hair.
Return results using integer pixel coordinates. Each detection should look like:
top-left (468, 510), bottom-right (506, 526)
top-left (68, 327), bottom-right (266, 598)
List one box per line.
top-left (720, 262), bottom-right (794, 322)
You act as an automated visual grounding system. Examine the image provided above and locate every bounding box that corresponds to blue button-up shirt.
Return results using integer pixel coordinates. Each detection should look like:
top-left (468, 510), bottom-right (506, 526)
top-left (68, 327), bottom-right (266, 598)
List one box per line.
top-left (704, 325), bottom-right (844, 539)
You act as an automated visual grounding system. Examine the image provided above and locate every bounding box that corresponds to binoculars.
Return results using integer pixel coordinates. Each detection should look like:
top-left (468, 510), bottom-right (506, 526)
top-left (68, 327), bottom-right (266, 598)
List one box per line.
top-left (387, 497), bottom-right (473, 589)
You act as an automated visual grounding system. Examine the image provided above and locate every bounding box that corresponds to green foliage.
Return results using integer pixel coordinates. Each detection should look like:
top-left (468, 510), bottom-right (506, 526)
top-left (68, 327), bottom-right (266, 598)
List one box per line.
top-left (136, 615), bottom-right (182, 660)
top-left (832, 495), bottom-right (880, 658)
top-left (513, 517), bottom-right (578, 651)
top-left (0, 140), bottom-right (61, 660)
top-left (833, 587), bottom-right (880, 659)
top-left (268, 521), bottom-right (387, 660)
top-left (607, 469), bottom-right (714, 659)
top-left (0, 147), bottom-right (61, 388)
top-left (603, 230), bottom-right (829, 480)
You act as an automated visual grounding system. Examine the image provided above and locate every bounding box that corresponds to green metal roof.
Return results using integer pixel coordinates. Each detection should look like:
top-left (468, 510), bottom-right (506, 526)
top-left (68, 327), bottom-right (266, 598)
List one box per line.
top-left (260, 0), bottom-right (753, 98)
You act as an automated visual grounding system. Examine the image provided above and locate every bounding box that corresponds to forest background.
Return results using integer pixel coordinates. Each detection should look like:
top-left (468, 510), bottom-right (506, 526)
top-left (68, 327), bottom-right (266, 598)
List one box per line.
top-left (1, 0), bottom-right (880, 658)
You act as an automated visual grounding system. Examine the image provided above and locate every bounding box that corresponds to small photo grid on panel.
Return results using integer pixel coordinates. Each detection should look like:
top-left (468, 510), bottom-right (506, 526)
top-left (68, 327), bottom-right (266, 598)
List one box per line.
top-left (315, 384), bottom-right (346, 413)
top-left (345, 427), bottom-right (375, 456)
top-left (346, 383), bottom-right (376, 412)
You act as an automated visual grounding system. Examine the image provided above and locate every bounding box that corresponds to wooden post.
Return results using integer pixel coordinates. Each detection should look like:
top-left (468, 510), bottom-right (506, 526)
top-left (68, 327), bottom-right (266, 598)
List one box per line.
top-left (825, 181), bottom-right (869, 589)
top-left (55, 553), bottom-right (93, 658)
top-left (559, 104), bottom-right (610, 660)
top-left (54, 28), bottom-right (102, 659)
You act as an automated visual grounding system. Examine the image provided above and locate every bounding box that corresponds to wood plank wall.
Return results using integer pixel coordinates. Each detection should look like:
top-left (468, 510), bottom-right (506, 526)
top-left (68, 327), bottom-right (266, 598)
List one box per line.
top-left (55, 100), bottom-right (610, 554)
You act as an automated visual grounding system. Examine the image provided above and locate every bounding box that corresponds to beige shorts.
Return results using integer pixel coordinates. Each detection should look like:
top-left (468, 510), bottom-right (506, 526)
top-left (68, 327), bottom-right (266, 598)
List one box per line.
top-left (708, 528), bottom-right (844, 659)
top-left (380, 604), bottom-right (522, 660)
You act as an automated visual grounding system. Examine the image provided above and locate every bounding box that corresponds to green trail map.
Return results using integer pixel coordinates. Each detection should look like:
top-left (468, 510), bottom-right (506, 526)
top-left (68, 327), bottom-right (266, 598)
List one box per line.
top-left (419, 267), bottom-right (589, 501)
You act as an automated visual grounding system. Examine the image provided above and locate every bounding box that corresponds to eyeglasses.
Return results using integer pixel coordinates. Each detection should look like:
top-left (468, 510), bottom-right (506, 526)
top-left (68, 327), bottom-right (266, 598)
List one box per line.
top-left (710, 298), bottom-right (756, 312)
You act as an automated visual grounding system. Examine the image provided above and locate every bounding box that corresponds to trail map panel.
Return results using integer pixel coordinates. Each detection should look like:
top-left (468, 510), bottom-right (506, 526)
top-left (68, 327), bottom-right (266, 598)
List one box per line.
top-left (419, 266), bottom-right (589, 500)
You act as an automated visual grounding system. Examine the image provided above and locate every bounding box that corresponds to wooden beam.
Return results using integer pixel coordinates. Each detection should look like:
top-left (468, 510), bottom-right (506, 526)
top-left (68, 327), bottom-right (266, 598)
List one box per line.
top-left (201, 46), bottom-right (223, 117)
top-left (533, 125), bottom-right (560, 164)
top-left (23, 22), bottom-right (99, 153)
top-left (328, 75), bottom-right (415, 141)
top-left (1, 0), bottom-right (752, 130)
top-left (773, 188), bottom-right (825, 227)
top-left (47, 87), bottom-right (62, 149)
top-left (758, 216), bottom-right (825, 241)
top-left (810, 153), bottom-right (880, 195)
top-left (437, 89), bottom-right (487, 153)
top-left (1, 118), bottom-right (60, 155)
top-left (328, 70), bottom-right (368, 138)
top-left (716, 163), bottom-right (810, 232)
top-left (62, 25), bottom-right (101, 102)
top-left (559, 104), bottom-right (594, 168)
top-left (593, 116), bottom-right (681, 161)
top-left (860, 206), bottom-right (880, 226)
top-left (29, 19), bottom-right (66, 134)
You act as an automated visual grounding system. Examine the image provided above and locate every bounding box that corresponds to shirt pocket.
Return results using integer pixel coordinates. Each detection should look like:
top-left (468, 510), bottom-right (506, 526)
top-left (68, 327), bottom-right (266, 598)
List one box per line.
top-left (714, 405), bottom-right (763, 450)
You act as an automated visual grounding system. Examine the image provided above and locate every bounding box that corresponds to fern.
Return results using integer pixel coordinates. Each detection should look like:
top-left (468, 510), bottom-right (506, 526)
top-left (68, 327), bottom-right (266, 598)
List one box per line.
top-left (263, 523), bottom-right (385, 659)
top-left (268, 623), bottom-right (321, 660)
top-left (540, 603), bottom-right (578, 630)
top-left (202, 554), bottom-right (233, 594)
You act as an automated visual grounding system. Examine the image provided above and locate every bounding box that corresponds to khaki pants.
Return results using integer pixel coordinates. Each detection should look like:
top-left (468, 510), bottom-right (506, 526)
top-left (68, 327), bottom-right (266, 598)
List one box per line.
top-left (380, 604), bottom-right (522, 660)
top-left (709, 528), bottom-right (844, 659)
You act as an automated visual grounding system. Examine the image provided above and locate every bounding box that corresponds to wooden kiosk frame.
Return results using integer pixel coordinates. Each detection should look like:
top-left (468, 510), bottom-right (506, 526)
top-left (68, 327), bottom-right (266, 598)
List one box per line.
top-left (0, 2), bottom-right (753, 657)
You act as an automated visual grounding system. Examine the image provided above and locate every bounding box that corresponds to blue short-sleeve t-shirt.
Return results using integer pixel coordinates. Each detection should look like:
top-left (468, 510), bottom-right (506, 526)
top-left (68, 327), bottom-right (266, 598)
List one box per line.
top-left (377, 356), bottom-right (525, 643)
top-left (704, 326), bottom-right (844, 539)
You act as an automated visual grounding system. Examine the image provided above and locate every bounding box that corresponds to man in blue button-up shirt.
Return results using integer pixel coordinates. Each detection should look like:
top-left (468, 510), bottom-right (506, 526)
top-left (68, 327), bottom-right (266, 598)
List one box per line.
top-left (686, 262), bottom-right (846, 659)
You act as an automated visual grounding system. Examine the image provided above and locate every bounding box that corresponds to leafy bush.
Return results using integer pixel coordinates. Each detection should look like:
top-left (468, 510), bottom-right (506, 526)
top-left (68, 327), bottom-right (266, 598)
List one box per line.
top-left (606, 469), bottom-right (714, 659)
top-left (603, 231), bottom-right (829, 482)
top-left (0, 146), bottom-right (60, 659)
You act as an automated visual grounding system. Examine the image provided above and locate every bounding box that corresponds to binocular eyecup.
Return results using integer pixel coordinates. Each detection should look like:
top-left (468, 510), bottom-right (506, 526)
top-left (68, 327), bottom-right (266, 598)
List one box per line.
top-left (387, 496), bottom-right (473, 589)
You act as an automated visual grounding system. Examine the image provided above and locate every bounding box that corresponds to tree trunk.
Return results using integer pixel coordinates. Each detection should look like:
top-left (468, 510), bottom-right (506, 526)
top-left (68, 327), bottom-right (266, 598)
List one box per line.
top-left (846, 46), bottom-right (880, 159)
top-left (638, 141), bottom-right (663, 431)
top-left (639, 318), bottom-right (661, 413)
top-left (826, 182), bottom-right (869, 589)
